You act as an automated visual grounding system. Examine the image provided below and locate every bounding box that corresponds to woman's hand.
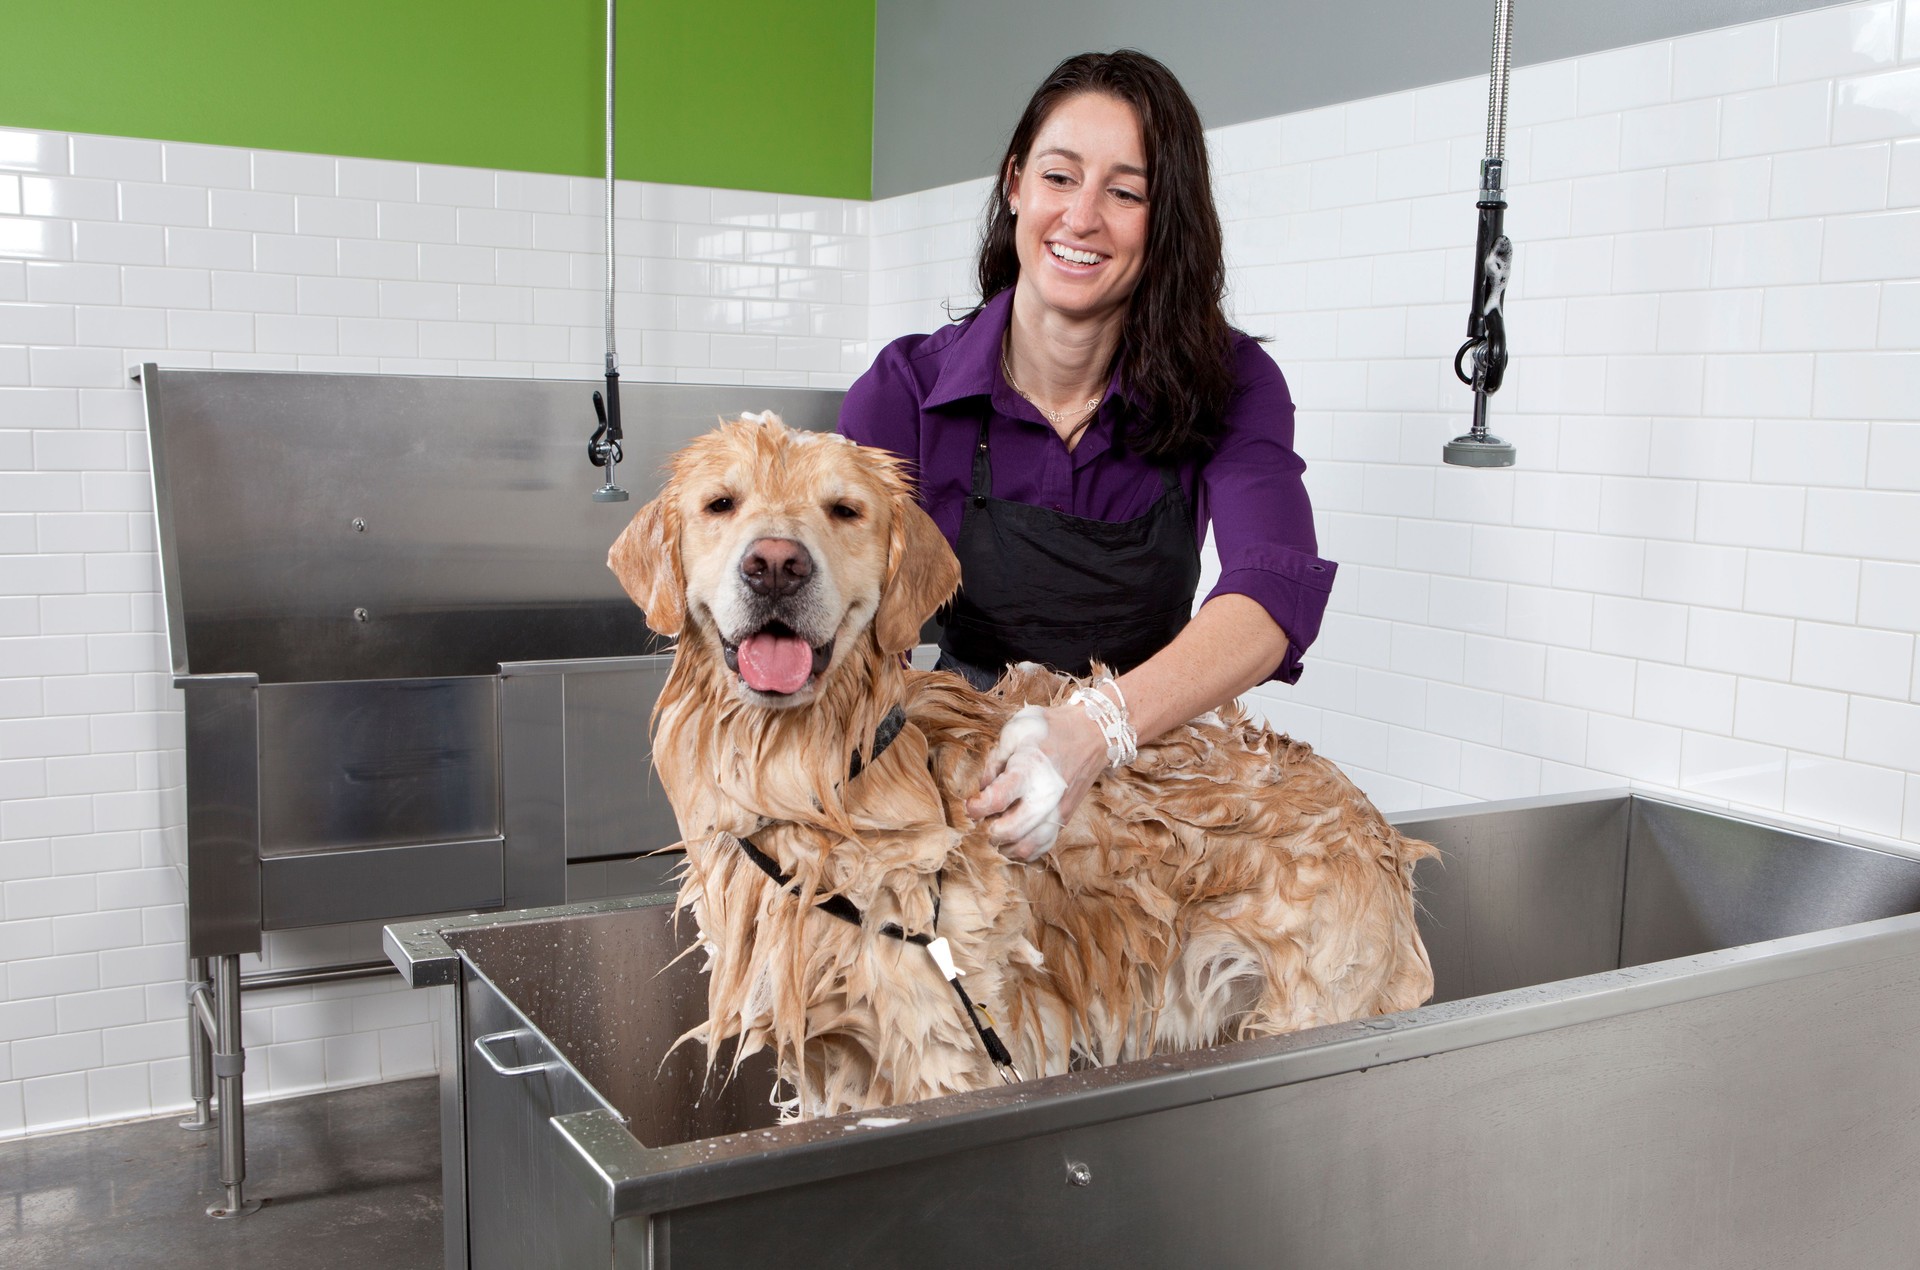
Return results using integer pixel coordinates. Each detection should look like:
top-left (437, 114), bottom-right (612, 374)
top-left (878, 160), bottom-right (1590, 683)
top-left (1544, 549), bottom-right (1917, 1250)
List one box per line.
top-left (964, 598), bottom-right (1292, 863)
top-left (964, 702), bottom-right (1108, 862)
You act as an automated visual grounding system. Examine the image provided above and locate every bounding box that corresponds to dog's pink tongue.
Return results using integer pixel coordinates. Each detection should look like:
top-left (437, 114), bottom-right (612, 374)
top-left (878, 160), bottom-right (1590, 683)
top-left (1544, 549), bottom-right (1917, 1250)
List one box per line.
top-left (738, 632), bottom-right (814, 694)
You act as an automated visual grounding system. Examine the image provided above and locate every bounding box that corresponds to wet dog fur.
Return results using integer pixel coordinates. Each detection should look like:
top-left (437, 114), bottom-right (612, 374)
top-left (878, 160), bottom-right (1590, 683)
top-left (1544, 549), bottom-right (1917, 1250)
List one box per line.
top-left (609, 416), bottom-right (1435, 1117)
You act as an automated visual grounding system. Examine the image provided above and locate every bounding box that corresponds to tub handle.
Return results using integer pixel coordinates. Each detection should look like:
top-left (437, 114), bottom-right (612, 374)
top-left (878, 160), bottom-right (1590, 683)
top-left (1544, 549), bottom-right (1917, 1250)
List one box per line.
top-left (473, 1029), bottom-right (560, 1078)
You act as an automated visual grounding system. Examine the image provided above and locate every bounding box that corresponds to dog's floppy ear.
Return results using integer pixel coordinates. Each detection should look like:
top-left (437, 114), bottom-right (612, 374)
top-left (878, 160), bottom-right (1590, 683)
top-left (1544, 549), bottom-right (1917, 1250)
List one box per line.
top-left (608, 492), bottom-right (685, 637)
top-left (874, 497), bottom-right (960, 655)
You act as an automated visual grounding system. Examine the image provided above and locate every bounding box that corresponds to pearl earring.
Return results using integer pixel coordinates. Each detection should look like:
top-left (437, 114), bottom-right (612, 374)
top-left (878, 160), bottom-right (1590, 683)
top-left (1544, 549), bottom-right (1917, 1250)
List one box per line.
top-left (1010, 204), bottom-right (1018, 216)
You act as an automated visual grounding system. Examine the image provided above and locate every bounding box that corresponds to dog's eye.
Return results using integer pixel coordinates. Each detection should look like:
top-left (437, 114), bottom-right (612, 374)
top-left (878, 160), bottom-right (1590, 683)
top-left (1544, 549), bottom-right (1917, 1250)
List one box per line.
top-left (830, 503), bottom-right (862, 521)
top-left (705, 496), bottom-right (734, 514)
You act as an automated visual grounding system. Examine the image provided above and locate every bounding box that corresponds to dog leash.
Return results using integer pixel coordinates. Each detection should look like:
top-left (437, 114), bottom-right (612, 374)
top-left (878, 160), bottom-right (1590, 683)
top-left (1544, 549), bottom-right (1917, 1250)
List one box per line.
top-left (732, 704), bottom-right (1022, 1083)
top-left (845, 702), bottom-right (907, 782)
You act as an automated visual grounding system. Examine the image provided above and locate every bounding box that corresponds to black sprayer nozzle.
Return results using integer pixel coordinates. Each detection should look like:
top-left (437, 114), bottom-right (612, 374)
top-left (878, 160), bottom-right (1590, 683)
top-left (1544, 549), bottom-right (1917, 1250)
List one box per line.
top-left (589, 373), bottom-right (629, 501)
top-left (1447, 193), bottom-right (1517, 468)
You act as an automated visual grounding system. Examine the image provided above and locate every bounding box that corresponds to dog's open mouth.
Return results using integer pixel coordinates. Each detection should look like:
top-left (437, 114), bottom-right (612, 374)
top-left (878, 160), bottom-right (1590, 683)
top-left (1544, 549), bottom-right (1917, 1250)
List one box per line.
top-left (722, 622), bottom-right (835, 696)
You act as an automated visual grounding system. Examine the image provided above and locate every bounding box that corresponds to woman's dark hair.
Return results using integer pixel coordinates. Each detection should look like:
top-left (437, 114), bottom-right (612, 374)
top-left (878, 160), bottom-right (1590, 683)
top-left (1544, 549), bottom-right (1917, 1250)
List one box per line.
top-left (974, 50), bottom-right (1235, 464)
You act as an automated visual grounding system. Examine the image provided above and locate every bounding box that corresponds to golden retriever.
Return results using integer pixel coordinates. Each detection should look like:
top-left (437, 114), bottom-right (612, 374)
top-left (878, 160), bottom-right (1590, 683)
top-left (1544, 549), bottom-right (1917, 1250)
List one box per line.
top-left (609, 415), bottom-right (1434, 1117)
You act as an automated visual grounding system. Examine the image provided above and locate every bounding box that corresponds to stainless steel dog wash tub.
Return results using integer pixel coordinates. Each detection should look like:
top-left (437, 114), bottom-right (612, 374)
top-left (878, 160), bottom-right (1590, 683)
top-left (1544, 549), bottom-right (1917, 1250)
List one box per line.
top-left (385, 790), bottom-right (1920, 1269)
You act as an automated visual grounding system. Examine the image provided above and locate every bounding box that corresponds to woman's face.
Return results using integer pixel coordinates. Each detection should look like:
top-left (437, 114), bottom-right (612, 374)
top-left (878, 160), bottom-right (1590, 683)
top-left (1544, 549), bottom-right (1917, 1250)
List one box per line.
top-left (1008, 92), bottom-right (1150, 325)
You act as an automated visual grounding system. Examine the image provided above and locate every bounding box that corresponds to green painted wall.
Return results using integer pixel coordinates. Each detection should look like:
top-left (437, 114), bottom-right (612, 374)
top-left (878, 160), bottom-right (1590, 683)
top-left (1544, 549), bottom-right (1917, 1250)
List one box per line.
top-left (0, 1), bottom-right (875, 199)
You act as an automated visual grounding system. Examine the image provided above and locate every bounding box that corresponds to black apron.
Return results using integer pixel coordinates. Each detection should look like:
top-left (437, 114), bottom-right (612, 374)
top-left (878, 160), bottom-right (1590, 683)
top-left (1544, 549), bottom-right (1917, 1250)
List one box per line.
top-left (937, 415), bottom-right (1202, 691)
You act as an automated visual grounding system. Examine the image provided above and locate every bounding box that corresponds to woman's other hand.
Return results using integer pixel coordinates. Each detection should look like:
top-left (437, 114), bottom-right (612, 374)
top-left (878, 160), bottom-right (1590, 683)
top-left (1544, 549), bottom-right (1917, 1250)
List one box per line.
top-left (964, 598), bottom-right (1290, 862)
top-left (963, 703), bottom-right (1107, 862)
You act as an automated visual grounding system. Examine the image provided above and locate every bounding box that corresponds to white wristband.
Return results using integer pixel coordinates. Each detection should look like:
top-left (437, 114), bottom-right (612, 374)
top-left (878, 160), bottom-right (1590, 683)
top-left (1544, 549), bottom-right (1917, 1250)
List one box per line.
top-left (1069, 675), bottom-right (1136, 769)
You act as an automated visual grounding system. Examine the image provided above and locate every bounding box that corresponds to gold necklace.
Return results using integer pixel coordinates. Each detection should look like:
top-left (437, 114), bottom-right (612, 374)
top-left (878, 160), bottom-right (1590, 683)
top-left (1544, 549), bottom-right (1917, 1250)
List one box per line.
top-left (1000, 342), bottom-right (1103, 429)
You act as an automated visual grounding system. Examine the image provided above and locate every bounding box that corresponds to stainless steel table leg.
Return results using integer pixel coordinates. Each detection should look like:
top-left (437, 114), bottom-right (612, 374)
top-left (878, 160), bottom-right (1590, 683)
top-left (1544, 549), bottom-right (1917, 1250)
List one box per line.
top-left (180, 956), bottom-right (215, 1132)
top-left (206, 954), bottom-right (261, 1219)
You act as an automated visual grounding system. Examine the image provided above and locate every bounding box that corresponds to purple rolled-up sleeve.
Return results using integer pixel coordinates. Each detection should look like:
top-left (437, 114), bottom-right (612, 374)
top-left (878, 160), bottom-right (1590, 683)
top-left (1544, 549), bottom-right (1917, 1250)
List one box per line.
top-left (1201, 339), bottom-right (1337, 685)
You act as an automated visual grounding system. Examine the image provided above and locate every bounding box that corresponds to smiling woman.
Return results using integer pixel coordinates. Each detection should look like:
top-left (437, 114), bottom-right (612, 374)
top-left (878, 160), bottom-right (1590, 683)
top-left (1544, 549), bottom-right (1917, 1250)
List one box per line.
top-left (840, 50), bottom-right (1339, 863)
top-left (1005, 93), bottom-right (1152, 381)
top-left (979, 60), bottom-right (1233, 462)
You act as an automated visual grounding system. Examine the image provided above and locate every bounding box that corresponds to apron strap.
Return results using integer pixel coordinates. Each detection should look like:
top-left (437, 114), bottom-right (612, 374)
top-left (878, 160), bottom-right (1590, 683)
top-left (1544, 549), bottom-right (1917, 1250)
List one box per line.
top-left (971, 415), bottom-right (993, 503)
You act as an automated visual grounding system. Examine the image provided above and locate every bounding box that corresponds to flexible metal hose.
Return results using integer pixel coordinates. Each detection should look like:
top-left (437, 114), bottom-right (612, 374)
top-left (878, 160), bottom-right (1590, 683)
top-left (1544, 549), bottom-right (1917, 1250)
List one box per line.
top-left (1485, 0), bottom-right (1514, 163)
top-left (1445, 0), bottom-right (1519, 467)
top-left (604, 0), bottom-right (618, 374)
top-left (585, 0), bottom-right (629, 497)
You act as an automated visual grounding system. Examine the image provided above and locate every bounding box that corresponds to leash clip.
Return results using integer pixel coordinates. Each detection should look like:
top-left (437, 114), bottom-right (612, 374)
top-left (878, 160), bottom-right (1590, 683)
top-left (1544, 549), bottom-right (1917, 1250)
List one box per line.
top-left (925, 935), bottom-right (962, 980)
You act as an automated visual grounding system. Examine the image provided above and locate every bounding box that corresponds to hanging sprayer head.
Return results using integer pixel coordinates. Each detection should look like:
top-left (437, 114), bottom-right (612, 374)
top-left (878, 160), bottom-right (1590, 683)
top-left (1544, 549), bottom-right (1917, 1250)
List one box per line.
top-left (1446, 232), bottom-right (1516, 467)
top-left (1445, 0), bottom-right (1518, 469)
top-left (589, 376), bottom-right (628, 502)
top-left (588, 0), bottom-right (628, 502)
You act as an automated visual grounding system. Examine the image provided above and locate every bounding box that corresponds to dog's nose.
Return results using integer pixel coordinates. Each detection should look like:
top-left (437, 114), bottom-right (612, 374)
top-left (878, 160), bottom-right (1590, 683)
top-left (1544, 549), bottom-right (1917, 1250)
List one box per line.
top-left (741, 538), bottom-right (813, 598)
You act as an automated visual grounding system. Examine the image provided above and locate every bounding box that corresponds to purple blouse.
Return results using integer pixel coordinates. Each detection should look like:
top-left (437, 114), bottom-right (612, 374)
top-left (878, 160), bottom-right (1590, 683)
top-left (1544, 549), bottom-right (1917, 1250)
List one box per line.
top-left (838, 290), bottom-right (1335, 685)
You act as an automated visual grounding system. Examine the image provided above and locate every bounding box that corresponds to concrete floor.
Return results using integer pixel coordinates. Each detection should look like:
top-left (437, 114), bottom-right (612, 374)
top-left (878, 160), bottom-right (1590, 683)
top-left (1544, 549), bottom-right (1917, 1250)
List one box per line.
top-left (0, 1077), bottom-right (442, 1270)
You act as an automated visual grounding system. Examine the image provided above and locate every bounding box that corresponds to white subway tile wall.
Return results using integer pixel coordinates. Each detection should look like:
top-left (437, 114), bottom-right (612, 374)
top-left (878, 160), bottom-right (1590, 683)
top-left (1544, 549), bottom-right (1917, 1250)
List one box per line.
top-left (869, 4), bottom-right (1919, 836)
top-left (0, 127), bottom-right (870, 1137)
top-left (4, 0), bottom-right (1920, 1139)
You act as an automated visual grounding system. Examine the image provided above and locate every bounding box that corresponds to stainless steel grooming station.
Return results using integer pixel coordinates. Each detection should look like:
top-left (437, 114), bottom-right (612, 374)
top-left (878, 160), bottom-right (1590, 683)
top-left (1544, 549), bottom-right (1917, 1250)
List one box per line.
top-left (140, 366), bottom-right (842, 1217)
top-left (387, 791), bottom-right (1920, 1269)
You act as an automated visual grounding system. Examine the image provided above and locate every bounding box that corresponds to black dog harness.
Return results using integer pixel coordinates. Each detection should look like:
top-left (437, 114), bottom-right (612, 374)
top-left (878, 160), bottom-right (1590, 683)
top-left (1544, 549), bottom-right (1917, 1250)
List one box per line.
top-left (733, 703), bottom-right (1020, 1080)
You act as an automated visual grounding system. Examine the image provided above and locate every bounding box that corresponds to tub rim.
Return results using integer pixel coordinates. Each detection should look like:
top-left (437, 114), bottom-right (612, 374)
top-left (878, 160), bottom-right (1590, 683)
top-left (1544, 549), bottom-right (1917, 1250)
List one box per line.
top-left (383, 786), bottom-right (1920, 1222)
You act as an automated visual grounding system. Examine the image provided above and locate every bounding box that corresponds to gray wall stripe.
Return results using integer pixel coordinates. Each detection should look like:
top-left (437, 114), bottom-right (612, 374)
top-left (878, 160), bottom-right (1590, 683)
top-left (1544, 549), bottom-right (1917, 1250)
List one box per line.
top-left (873, 0), bottom-right (1853, 198)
